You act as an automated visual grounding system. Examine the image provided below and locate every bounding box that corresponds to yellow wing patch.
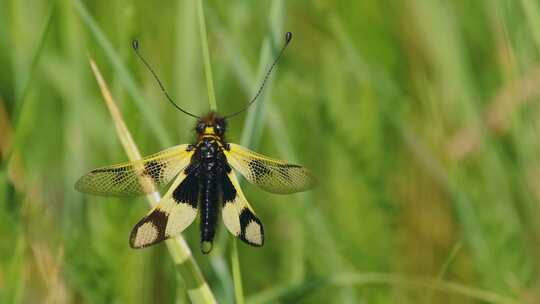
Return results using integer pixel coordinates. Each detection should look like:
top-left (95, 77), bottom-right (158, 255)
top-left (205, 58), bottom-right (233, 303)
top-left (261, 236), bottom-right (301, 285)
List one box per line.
top-left (225, 143), bottom-right (316, 194)
top-left (130, 170), bottom-right (199, 248)
top-left (75, 144), bottom-right (193, 196)
top-left (221, 171), bottom-right (264, 246)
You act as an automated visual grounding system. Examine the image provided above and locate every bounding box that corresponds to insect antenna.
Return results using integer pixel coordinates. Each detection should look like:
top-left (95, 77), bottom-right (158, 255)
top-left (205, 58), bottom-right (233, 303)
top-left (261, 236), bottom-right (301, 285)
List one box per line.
top-left (224, 32), bottom-right (293, 119)
top-left (132, 40), bottom-right (200, 119)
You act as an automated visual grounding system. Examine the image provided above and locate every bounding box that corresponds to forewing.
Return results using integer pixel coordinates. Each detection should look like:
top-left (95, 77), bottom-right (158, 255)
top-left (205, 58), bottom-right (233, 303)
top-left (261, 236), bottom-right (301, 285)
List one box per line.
top-left (221, 171), bottom-right (264, 246)
top-left (130, 168), bottom-right (199, 248)
top-left (225, 143), bottom-right (316, 194)
top-left (75, 144), bottom-right (193, 196)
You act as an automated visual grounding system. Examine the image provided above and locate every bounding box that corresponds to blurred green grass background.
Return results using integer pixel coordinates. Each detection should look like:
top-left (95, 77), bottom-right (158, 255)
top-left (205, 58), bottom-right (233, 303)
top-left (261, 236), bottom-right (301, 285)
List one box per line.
top-left (1, 0), bottom-right (540, 303)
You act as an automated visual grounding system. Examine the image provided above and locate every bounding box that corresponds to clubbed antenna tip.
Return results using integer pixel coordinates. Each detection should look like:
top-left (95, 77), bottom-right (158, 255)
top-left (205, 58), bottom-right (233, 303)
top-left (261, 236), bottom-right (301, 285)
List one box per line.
top-left (285, 32), bottom-right (293, 44)
top-left (132, 39), bottom-right (200, 119)
top-left (224, 31), bottom-right (294, 119)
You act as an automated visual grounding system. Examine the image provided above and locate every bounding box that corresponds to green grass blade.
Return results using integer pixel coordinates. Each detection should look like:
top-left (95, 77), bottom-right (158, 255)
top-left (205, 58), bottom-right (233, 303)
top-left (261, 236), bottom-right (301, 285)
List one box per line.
top-left (197, 0), bottom-right (217, 112)
top-left (195, 2), bottom-right (241, 303)
top-left (226, 1), bottom-right (299, 303)
top-left (6, 2), bottom-right (55, 165)
top-left (231, 240), bottom-right (245, 304)
top-left (520, 0), bottom-right (540, 51)
top-left (11, 2), bottom-right (55, 126)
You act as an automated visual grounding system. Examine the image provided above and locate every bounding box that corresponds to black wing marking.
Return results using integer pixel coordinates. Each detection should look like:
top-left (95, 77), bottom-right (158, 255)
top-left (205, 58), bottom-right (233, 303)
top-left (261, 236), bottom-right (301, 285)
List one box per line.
top-left (75, 144), bottom-right (193, 196)
top-left (221, 171), bottom-right (264, 246)
top-left (130, 169), bottom-right (199, 248)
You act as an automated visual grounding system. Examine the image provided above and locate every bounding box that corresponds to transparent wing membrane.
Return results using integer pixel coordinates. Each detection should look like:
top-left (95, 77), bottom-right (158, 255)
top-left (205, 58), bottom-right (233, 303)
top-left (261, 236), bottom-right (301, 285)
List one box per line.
top-left (225, 143), bottom-right (316, 194)
top-left (75, 145), bottom-right (192, 196)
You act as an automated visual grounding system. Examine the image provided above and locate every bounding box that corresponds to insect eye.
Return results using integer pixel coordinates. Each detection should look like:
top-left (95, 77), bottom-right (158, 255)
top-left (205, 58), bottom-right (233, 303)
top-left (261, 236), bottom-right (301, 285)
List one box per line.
top-left (215, 122), bottom-right (227, 135)
top-left (215, 125), bottom-right (222, 134)
top-left (196, 123), bottom-right (205, 133)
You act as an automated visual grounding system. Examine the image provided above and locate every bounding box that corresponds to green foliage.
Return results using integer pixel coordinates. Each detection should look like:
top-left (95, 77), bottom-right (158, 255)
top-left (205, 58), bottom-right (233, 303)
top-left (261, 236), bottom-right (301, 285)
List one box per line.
top-left (0, 0), bottom-right (538, 303)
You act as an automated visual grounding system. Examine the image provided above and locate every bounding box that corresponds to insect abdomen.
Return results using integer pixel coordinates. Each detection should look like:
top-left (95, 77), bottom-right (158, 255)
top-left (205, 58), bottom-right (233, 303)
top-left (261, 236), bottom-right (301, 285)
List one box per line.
top-left (200, 167), bottom-right (218, 254)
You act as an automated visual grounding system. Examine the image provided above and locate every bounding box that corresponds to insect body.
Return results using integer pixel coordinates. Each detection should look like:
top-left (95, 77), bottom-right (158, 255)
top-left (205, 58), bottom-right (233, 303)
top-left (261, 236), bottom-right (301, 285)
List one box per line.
top-left (75, 32), bottom-right (316, 254)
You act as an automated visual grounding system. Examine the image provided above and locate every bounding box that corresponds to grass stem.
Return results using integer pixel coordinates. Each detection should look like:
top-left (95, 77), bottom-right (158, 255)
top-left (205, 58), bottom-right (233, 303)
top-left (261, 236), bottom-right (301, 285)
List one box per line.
top-left (231, 241), bottom-right (245, 304)
top-left (197, 0), bottom-right (218, 111)
top-left (196, 3), bottom-right (242, 303)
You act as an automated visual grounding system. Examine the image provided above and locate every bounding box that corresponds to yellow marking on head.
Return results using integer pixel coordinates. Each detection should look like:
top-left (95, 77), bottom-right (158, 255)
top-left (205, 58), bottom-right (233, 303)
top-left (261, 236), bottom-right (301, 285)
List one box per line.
top-left (203, 126), bottom-right (215, 135)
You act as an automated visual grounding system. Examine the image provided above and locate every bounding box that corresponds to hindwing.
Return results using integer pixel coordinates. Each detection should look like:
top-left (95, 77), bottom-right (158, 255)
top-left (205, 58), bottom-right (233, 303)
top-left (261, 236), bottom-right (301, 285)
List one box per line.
top-left (130, 167), bottom-right (199, 248)
top-left (220, 171), bottom-right (264, 246)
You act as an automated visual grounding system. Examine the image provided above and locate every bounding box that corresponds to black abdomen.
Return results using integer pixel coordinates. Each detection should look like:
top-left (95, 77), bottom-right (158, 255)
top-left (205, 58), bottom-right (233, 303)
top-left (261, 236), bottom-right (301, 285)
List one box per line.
top-left (200, 165), bottom-right (218, 253)
top-left (195, 138), bottom-right (223, 254)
